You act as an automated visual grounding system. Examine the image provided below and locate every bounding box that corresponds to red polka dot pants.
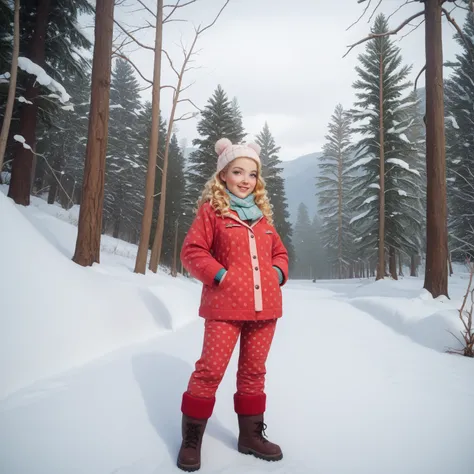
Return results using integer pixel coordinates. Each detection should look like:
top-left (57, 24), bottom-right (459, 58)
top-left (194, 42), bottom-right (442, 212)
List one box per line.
top-left (187, 319), bottom-right (277, 400)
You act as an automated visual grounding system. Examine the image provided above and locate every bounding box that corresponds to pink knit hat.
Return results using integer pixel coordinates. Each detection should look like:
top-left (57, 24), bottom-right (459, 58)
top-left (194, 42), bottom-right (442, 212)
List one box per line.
top-left (215, 138), bottom-right (261, 173)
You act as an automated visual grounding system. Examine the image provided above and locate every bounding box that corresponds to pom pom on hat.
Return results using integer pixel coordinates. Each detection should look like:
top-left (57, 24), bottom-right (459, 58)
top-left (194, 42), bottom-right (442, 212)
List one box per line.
top-left (247, 142), bottom-right (261, 156)
top-left (215, 137), bottom-right (232, 156)
top-left (215, 138), bottom-right (262, 173)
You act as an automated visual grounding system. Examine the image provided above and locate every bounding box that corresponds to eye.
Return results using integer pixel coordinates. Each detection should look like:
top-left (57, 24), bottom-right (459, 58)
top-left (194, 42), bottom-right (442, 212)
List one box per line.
top-left (250, 173), bottom-right (257, 178)
top-left (232, 170), bottom-right (241, 175)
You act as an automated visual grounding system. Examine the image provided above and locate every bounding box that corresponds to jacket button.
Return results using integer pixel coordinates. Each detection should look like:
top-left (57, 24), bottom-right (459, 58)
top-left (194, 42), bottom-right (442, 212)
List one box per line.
top-left (255, 284), bottom-right (260, 289)
top-left (250, 234), bottom-right (254, 239)
top-left (255, 267), bottom-right (259, 271)
top-left (253, 255), bottom-right (257, 259)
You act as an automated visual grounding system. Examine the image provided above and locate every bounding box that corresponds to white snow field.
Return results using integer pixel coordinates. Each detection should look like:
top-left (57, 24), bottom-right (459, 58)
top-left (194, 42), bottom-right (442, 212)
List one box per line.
top-left (1, 187), bottom-right (473, 474)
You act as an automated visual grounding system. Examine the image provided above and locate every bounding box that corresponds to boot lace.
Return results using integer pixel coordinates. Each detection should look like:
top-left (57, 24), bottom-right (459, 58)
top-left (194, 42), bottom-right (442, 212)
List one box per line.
top-left (254, 421), bottom-right (269, 443)
top-left (184, 423), bottom-right (202, 449)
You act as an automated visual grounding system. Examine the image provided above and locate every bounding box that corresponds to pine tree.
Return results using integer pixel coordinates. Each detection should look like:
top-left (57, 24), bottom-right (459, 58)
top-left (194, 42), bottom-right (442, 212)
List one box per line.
top-left (293, 203), bottom-right (313, 279)
top-left (185, 85), bottom-right (246, 207)
top-left (7, 0), bottom-right (93, 205)
top-left (350, 13), bottom-right (424, 278)
top-left (445, 7), bottom-right (474, 260)
top-left (231, 97), bottom-right (246, 144)
top-left (38, 68), bottom-right (91, 208)
top-left (103, 58), bottom-right (143, 240)
top-left (317, 104), bottom-right (356, 279)
top-left (161, 134), bottom-right (186, 269)
top-left (255, 122), bottom-right (294, 267)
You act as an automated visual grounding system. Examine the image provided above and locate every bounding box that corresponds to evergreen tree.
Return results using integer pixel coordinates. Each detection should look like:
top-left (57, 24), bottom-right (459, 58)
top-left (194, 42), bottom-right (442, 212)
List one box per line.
top-left (185, 85), bottom-right (246, 207)
top-left (255, 122), bottom-right (294, 267)
top-left (445, 7), bottom-right (474, 260)
top-left (293, 203), bottom-right (313, 278)
top-left (37, 68), bottom-right (92, 208)
top-left (104, 58), bottom-right (143, 239)
top-left (350, 13), bottom-right (424, 275)
top-left (310, 214), bottom-right (328, 280)
top-left (317, 104), bottom-right (356, 278)
top-left (231, 97), bottom-right (246, 144)
top-left (161, 134), bottom-right (186, 268)
top-left (6, 0), bottom-right (93, 205)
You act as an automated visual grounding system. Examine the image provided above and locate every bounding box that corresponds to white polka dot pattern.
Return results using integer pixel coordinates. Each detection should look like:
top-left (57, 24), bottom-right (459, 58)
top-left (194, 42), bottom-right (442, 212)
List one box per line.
top-left (180, 203), bottom-right (289, 321)
top-left (187, 319), bottom-right (277, 398)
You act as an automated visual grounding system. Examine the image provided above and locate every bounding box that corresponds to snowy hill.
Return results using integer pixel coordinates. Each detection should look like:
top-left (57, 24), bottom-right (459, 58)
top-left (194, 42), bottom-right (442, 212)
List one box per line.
top-left (281, 152), bottom-right (323, 223)
top-left (1, 186), bottom-right (473, 474)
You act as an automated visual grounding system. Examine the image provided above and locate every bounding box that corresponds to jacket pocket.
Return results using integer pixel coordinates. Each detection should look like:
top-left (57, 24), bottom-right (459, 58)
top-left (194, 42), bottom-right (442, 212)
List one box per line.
top-left (218, 267), bottom-right (232, 290)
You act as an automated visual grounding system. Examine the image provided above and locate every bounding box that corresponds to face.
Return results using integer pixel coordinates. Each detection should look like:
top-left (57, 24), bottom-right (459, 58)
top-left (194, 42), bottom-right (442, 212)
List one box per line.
top-left (220, 157), bottom-right (258, 199)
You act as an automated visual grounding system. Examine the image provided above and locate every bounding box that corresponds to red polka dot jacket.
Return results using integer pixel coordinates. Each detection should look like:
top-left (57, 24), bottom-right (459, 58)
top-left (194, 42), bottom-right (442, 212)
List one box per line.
top-left (181, 202), bottom-right (289, 321)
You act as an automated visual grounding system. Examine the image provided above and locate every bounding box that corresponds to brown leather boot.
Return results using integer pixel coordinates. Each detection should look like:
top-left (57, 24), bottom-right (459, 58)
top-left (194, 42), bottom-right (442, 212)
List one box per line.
top-left (177, 415), bottom-right (208, 472)
top-left (237, 414), bottom-right (283, 461)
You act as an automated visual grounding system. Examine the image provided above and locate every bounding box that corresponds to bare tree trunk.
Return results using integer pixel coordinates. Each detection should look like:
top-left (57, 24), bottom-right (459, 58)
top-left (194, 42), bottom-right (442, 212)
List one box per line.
top-left (134, 0), bottom-right (164, 275)
top-left (376, 51), bottom-right (386, 281)
top-left (389, 246), bottom-right (398, 280)
top-left (398, 251), bottom-right (404, 276)
top-left (448, 251), bottom-right (453, 276)
top-left (47, 154), bottom-right (62, 204)
top-left (8, 0), bottom-right (51, 206)
top-left (423, 0), bottom-right (448, 298)
top-left (0, 0), bottom-right (20, 177)
top-left (410, 254), bottom-right (417, 277)
top-left (72, 0), bottom-right (114, 266)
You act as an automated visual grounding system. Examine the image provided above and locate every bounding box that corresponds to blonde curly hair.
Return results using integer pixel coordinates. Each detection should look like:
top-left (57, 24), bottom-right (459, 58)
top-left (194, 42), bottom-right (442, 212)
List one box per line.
top-left (197, 166), bottom-right (274, 225)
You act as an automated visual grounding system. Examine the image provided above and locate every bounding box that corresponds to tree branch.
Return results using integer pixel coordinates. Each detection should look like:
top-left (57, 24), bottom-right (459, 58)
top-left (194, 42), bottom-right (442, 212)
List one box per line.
top-left (112, 53), bottom-right (153, 84)
top-left (387, 0), bottom-right (418, 22)
top-left (177, 98), bottom-right (201, 111)
top-left (343, 10), bottom-right (425, 58)
top-left (137, 0), bottom-right (156, 18)
top-left (442, 7), bottom-right (474, 61)
top-left (113, 19), bottom-right (154, 51)
top-left (163, 0), bottom-right (198, 23)
top-left (197, 0), bottom-right (230, 35)
top-left (346, 0), bottom-right (372, 31)
top-left (162, 49), bottom-right (180, 77)
top-left (414, 64), bottom-right (426, 90)
top-left (368, 0), bottom-right (383, 23)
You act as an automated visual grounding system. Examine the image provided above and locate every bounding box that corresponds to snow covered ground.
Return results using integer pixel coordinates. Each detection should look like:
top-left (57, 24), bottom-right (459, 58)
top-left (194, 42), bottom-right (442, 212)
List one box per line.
top-left (1, 186), bottom-right (473, 474)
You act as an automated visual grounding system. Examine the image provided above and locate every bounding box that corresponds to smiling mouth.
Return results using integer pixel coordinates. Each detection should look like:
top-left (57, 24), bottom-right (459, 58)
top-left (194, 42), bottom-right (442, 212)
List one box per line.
top-left (238, 186), bottom-right (249, 192)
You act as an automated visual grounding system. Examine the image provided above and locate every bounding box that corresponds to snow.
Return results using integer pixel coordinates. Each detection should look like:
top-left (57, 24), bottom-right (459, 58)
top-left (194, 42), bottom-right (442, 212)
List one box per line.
top-left (17, 96), bottom-right (33, 105)
top-left (350, 208), bottom-right (371, 224)
top-left (347, 156), bottom-right (375, 171)
top-left (17, 57), bottom-right (70, 104)
top-left (13, 134), bottom-right (32, 150)
top-left (0, 71), bottom-right (10, 84)
top-left (1, 185), bottom-right (473, 474)
top-left (397, 189), bottom-right (408, 196)
top-left (446, 115), bottom-right (460, 130)
top-left (387, 158), bottom-right (421, 176)
top-left (363, 195), bottom-right (378, 205)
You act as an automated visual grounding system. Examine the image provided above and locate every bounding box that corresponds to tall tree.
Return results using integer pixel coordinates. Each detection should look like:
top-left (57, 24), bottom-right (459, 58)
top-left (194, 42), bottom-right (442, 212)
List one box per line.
top-left (161, 134), bottom-right (186, 269)
top-left (104, 58), bottom-right (142, 239)
top-left (317, 104), bottom-right (356, 279)
top-left (185, 85), bottom-right (246, 208)
top-left (73, 0), bottom-right (115, 267)
top-left (255, 122), bottom-right (294, 265)
top-left (134, 0), bottom-right (163, 275)
top-left (293, 203), bottom-right (313, 279)
top-left (7, 0), bottom-right (92, 205)
top-left (423, 0), bottom-right (449, 297)
top-left (0, 0), bottom-right (20, 177)
top-left (350, 14), bottom-right (423, 280)
top-left (445, 6), bottom-right (474, 261)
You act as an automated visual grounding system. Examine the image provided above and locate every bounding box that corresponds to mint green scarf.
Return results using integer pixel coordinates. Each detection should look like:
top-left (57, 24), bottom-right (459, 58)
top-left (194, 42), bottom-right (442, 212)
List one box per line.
top-left (227, 190), bottom-right (263, 222)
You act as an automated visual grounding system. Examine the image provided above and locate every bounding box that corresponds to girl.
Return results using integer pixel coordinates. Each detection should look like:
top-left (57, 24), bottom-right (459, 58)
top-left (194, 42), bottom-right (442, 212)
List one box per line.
top-left (177, 138), bottom-right (289, 472)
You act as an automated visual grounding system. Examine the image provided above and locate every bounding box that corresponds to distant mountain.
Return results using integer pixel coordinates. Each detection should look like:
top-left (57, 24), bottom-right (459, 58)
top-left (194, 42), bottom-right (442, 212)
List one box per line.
top-left (280, 152), bottom-right (323, 224)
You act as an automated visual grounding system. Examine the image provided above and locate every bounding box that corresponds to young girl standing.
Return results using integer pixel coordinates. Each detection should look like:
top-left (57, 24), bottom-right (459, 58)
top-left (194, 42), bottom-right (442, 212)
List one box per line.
top-left (177, 138), bottom-right (289, 472)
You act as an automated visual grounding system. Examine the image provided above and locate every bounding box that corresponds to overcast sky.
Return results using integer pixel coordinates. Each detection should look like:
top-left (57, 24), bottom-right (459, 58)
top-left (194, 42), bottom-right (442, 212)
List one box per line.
top-left (110, 0), bottom-right (467, 161)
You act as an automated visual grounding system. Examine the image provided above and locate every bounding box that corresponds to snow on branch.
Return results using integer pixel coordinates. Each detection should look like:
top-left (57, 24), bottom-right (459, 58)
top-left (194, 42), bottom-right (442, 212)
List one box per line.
top-left (387, 158), bottom-right (421, 176)
top-left (350, 209), bottom-right (371, 225)
top-left (343, 10), bottom-right (425, 58)
top-left (17, 57), bottom-right (70, 103)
